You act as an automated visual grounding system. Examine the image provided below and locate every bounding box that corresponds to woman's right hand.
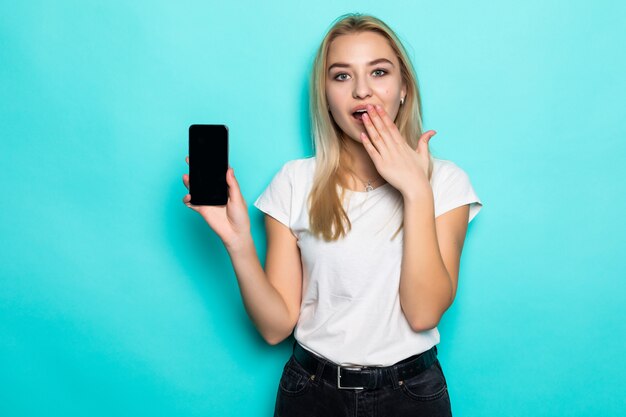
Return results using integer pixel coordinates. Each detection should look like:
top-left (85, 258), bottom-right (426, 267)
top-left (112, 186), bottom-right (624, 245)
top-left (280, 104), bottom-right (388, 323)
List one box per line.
top-left (182, 156), bottom-right (251, 250)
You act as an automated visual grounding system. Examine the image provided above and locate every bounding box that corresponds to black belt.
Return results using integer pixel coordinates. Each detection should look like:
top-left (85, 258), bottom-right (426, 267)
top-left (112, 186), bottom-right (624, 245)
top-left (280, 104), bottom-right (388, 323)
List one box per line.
top-left (292, 341), bottom-right (438, 390)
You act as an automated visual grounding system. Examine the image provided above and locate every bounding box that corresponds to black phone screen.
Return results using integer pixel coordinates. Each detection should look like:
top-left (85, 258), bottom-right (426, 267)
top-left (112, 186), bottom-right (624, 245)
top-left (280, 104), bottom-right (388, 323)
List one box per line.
top-left (189, 124), bottom-right (228, 205)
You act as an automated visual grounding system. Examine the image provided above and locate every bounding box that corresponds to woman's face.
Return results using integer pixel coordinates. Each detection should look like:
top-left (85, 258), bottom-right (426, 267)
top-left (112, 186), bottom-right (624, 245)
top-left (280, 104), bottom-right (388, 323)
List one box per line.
top-left (326, 31), bottom-right (406, 143)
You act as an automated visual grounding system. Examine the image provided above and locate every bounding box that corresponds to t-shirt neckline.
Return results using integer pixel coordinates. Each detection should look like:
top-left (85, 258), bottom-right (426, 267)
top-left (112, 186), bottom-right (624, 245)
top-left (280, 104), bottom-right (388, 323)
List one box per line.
top-left (342, 182), bottom-right (392, 196)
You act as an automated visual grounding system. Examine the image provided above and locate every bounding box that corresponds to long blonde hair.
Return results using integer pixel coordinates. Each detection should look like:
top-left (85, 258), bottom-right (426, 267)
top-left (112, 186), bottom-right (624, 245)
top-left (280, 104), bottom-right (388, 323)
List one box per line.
top-left (308, 13), bottom-right (434, 241)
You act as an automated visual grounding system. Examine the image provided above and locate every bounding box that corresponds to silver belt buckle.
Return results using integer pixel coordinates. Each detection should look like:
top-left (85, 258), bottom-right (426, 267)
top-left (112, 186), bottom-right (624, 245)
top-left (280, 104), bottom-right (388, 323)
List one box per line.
top-left (337, 365), bottom-right (365, 390)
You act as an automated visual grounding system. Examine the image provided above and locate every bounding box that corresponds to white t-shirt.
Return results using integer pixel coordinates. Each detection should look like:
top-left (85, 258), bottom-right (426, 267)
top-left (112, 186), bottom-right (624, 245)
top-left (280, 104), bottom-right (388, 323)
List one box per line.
top-left (253, 156), bottom-right (483, 366)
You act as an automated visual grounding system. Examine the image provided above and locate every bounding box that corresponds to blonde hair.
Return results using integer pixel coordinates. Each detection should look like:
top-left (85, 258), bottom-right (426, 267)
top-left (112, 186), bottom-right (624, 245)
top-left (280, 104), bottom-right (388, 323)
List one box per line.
top-left (307, 13), bottom-right (434, 241)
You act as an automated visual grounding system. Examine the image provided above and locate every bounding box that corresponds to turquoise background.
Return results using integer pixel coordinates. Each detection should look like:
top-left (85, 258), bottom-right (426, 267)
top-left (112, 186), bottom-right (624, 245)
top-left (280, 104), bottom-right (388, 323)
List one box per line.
top-left (1, 1), bottom-right (624, 416)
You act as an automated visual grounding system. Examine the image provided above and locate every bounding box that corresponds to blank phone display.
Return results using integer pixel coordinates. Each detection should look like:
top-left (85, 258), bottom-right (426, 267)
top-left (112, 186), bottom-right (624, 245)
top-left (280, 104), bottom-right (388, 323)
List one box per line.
top-left (189, 124), bottom-right (228, 205)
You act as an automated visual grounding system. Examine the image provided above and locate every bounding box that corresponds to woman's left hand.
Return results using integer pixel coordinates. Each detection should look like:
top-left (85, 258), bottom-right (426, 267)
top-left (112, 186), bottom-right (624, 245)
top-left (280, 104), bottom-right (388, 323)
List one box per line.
top-left (360, 104), bottom-right (436, 199)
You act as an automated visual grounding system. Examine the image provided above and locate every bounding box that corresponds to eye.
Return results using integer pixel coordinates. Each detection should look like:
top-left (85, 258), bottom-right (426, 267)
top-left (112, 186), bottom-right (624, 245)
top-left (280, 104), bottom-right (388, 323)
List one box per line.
top-left (373, 69), bottom-right (387, 77)
top-left (334, 73), bottom-right (350, 81)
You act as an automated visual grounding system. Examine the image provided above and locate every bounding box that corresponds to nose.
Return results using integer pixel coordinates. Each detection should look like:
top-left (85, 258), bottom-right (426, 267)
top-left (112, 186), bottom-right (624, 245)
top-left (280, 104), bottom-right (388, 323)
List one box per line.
top-left (352, 74), bottom-right (372, 99)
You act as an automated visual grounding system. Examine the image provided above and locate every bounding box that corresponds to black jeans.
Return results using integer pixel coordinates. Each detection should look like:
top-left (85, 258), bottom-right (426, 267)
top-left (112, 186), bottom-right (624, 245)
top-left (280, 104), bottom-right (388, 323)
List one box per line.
top-left (273, 343), bottom-right (452, 417)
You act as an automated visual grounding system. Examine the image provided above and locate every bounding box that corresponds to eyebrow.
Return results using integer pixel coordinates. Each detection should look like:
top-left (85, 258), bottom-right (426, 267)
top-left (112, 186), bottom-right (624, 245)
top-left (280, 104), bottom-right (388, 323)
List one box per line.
top-left (327, 58), bottom-right (395, 73)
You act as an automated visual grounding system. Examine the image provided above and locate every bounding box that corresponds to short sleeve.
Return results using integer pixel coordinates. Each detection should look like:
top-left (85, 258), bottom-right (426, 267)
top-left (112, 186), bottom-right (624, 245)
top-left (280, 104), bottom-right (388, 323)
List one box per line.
top-left (253, 161), bottom-right (293, 228)
top-left (433, 163), bottom-right (483, 224)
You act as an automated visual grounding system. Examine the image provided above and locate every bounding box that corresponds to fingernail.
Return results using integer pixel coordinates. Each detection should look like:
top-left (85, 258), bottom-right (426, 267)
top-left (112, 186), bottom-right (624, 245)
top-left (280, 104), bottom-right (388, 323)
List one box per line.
top-left (375, 105), bottom-right (382, 111)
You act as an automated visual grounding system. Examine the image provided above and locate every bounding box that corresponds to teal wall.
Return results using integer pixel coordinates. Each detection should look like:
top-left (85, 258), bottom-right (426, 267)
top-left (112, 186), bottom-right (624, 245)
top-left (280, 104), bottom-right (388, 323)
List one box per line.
top-left (1, 1), bottom-right (624, 416)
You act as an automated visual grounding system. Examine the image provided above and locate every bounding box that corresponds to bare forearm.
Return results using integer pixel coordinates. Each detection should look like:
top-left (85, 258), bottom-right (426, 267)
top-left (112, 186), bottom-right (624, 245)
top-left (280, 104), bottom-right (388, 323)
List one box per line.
top-left (400, 190), bottom-right (452, 331)
top-left (225, 237), bottom-right (292, 344)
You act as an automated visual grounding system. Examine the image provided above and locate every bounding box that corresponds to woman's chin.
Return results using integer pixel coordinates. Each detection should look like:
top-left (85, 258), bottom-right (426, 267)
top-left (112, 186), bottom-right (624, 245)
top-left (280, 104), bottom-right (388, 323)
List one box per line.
top-left (347, 134), bottom-right (364, 144)
top-left (337, 124), bottom-right (365, 144)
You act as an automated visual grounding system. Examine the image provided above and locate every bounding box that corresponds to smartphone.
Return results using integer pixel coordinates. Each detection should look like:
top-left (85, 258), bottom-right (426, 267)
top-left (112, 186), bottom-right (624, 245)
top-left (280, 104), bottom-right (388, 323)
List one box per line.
top-left (189, 124), bottom-right (229, 205)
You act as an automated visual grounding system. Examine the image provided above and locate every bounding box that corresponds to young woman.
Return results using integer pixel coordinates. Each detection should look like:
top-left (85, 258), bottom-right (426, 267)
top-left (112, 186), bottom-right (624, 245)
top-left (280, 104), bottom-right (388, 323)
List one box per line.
top-left (183, 13), bottom-right (482, 417)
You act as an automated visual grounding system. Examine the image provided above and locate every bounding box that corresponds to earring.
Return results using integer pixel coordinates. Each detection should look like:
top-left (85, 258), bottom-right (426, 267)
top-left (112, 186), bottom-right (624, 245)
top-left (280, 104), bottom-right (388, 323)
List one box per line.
top-left (400, 97), bottom-right (405, 105)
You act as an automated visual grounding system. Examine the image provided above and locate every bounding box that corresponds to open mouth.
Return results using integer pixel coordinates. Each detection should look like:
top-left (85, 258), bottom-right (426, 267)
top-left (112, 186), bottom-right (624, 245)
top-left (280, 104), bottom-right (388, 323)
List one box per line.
top-left (352, 109), bottom-right (367, 121)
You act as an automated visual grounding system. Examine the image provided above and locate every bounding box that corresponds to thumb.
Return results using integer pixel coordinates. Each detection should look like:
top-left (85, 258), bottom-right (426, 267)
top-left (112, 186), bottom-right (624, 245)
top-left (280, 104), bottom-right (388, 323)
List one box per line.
top-left (226, 167), bottom-right (245, 203)
top-left (417, 130), bottom-right (436, 153)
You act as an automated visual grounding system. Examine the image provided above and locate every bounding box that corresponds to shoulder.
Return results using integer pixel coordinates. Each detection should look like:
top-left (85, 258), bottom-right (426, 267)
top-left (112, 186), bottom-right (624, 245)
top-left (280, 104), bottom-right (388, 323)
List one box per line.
top-left (283, 156), bottom-right (315, 170)
top-left (278, 156), bottom-right (316, 177)
top-left (430, 157), bottom-right (476, 199)
top-left (260, 157), bottom-right (315, 193)
top-left (431, 157), bottom-right (468, 184)
top-left (430, 157), bottom-right (483, 222)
